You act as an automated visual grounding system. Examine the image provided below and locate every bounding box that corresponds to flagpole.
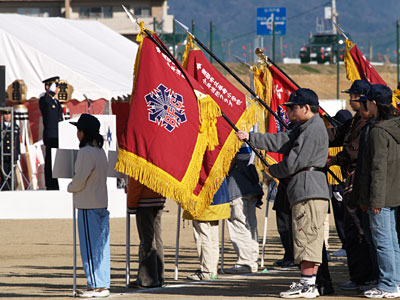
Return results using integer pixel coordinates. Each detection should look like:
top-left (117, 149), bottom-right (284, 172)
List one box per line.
top-left (173, 19), bottom-right (289, 131)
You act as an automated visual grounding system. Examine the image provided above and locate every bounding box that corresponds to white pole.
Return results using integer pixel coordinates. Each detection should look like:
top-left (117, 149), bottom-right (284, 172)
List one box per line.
top-left (73, 204), bottom-right (77, 297)
top-left (174, 204), bottom-right (181, 280)
top-left (260, 195), bottom-right (270, 268)
top-left (220, 219), bottom-right (225, 273)
top-left (126, 211), bottom-right (131, 287)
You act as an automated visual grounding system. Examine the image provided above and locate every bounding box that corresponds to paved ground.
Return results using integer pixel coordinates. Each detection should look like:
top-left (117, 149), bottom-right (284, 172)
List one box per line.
top-left (0, 198), bottom-right (366, 299)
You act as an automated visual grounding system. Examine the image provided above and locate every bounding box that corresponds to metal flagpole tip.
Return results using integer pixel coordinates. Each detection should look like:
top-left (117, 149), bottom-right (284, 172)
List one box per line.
top-left (332, 21), bottom-right (349, 40)
top-left (173, 19), bottom-right (189, 32)
top-left (173, 19), bottom-right (194, 37)
top-left (122, 4), bottom-right (139, 25)
top-left (233, 55), bottom-right (252, 69)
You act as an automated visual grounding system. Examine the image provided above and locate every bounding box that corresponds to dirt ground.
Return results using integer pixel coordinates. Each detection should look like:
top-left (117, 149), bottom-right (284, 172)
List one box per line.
top-left (0, 196), bottom-right (371, 300)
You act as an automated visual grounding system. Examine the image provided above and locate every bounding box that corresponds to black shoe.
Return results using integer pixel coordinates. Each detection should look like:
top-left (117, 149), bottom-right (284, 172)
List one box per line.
top-left (128, 281), bottom-right (163, 289)
top-left (318, 284), bottom-right (335, 295)
top-left (273, 259), bottom-right (295, 267)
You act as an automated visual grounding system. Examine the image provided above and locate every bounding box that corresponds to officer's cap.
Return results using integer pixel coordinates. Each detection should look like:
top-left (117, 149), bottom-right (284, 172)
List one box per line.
top-left (284, 88), bottom-right (319, 107)
top-left (342, 80), bottom-right (371, 95)
top-left (42, 76), bottom-right (60, 85)
top-left (366, 84), bottom-right (392, 105)
top-left (70, 114), bottom-right (100, 133)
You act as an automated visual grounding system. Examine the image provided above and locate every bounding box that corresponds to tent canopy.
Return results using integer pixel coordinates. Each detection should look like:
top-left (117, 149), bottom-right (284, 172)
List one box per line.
top-left (0, 14), bottom-right (138, 100)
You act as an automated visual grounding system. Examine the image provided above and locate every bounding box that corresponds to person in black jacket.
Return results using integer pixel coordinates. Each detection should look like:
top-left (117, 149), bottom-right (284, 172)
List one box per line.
top-left (39, 76), bottom-right (63, 190)
top-left (0, 110), bottom-right (20, 190)
top-left (326, 80), bottom-right (374, 291)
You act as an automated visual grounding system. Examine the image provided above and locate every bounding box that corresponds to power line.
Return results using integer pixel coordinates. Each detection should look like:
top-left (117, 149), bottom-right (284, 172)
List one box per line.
top-left (287, 2), bottom-right (330, 20)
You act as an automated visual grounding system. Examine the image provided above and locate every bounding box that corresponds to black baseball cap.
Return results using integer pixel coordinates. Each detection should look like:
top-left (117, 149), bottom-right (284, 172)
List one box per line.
top-left (366, 84), bottom-right (392, 105)
top-left (284, 88), bottom-right (319, 107)
top-left (342, 80), bottom-right (371, 95)
top-left (333, 109), bottom-right (352, 124)
top-left (70, 114), bottom-right (100, 133)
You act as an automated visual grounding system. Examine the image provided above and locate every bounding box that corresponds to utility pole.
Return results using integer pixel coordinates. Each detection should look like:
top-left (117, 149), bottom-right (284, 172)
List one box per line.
top-left (369, 40), bottom-right (373, 61)
top-left (331, 0), bottom-right (337, 33)
top-left (65, 0), bottom-right (70, 18)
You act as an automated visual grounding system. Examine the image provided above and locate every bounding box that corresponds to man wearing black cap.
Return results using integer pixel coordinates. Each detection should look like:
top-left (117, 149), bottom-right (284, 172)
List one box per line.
top-left (327, 79), bottom-right (374, 291)
top-left (237, 88), bottom-right (330, 298)
top-left (0, 110), bottom-right (20, 190)
top-left (39, 76), bottom-right (63, 190)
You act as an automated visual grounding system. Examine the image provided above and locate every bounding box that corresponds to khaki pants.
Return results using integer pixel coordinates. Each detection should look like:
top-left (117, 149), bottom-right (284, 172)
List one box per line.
top-left (192, 220), bottom-right (219, 275)
top-left (227, 195), bottom-right (259, 271)
top-left (292, 199), bottom-right (328, 265)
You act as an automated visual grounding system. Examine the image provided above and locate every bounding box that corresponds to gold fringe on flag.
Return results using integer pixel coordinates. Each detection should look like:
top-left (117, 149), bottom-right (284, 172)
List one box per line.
top-left (327, 147), bottom-right (343, 185)
top-left (344, 40), bottom-right (361, 83)
top-left (116, 26), bottom-right (222, 218)
top-left (115, 124), bottom-right (211, 218)
top-left (195, 90), bottom-right (222, 151)
top-left (186, 99), bottom-right (261, 216)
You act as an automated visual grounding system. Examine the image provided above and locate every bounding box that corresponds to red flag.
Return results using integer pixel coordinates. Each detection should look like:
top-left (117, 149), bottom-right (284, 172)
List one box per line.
top-left (345, 40), bottom-right (386, 85)
top-left (183, 39), bottom-right (259, 205)
top-left (115, 31), bottom-right (221, 217)
top-left (344, 39), bottom-right (400, 108)
top-left (264, 64), bottom-right (295, 163)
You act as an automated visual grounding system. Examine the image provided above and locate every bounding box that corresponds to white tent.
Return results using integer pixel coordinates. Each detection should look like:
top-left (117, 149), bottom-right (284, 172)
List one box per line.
top-left (0, 14), bottom-right (138, 100)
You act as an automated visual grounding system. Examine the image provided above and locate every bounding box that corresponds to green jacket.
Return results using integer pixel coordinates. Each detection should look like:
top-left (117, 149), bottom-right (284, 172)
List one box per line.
top-left (359, 117), bottom-right (400, 208)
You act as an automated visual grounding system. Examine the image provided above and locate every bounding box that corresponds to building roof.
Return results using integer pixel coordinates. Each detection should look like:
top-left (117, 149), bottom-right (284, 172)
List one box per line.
top-left (0, 14), bottom-right (138, 100)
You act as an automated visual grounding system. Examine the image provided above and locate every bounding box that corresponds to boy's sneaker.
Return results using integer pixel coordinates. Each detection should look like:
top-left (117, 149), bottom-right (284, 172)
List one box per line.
top-left (364, 287), bottom-right (399, 298)
top-left (186, 270), bottom-right (217, 281)
top-left (340, 280), bottom-right (359, 290)
top-left (77, 288), bottom-right (110, 298)
top-left (279, 282), bottom-right (319, 298)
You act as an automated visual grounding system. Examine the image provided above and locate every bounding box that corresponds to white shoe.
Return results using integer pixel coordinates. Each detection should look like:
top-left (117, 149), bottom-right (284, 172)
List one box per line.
top-left (364, 287), bottom-right (399, 298)
top-left (279, 282), bottom-right (319, 298)
top-left (77, 288), bottom-right (110, 298)
top-left (186, 270), bottom-right (217, 281)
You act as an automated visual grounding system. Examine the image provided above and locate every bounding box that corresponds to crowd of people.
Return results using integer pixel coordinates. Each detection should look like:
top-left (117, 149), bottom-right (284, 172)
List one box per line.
top-left (3, 76), bottom-right (400, 299)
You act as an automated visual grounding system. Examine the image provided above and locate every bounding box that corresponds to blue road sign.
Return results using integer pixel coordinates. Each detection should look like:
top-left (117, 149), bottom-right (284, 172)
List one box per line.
top-left (257, 7), bottom-right (286, 36)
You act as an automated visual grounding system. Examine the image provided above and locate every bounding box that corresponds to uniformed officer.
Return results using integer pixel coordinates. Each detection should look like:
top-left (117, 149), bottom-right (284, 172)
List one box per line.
top-left (39, 76), bottom-right (63, 190)
top-left (0, 110), bottom-right (20, 190)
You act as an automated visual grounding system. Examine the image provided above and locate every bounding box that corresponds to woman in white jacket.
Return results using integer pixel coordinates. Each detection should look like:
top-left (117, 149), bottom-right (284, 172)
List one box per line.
top-left (68, 114), bottom-right (110, 298)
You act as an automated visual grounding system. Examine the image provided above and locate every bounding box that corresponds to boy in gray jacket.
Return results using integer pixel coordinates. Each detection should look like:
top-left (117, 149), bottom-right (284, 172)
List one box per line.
top-left (236, 88), bottom-right (330, 299)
